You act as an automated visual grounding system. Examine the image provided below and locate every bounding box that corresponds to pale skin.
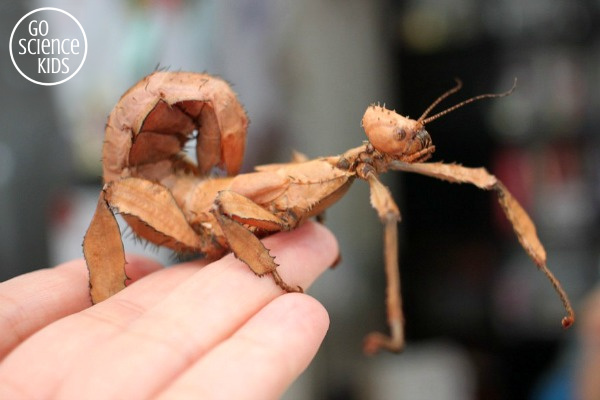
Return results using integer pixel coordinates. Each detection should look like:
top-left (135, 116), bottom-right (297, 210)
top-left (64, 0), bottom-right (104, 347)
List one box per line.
top-left (0, 221), bottom-right (337, 400)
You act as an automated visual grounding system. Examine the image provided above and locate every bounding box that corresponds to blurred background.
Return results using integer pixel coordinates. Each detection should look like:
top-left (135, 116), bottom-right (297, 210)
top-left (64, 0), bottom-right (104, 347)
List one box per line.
top-left (1, 0), bottom-right (599, 399)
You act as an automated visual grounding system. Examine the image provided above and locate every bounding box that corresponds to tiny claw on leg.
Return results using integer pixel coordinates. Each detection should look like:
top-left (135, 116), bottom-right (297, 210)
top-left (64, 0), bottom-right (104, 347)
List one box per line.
top-left (271, 270), bottom-right (303, 293)
top-left (562, 315), bottom-right (575, 329)
top-left (363, 333), bottom-right (402, 355)
top-left (362, 320), bottom-right (404, 355)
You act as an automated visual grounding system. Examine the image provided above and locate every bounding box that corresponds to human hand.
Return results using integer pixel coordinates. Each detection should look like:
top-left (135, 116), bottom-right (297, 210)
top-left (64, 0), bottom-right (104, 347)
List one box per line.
top-left (0, 221), bottom-right (338, 400)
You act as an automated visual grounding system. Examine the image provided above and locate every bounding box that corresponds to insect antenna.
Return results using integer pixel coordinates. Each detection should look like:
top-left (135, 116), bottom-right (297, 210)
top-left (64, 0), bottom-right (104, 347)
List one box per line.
top-left (419, 78), bottom-right (517, 125)
top-left (418, 78), bottom-right (463, 122)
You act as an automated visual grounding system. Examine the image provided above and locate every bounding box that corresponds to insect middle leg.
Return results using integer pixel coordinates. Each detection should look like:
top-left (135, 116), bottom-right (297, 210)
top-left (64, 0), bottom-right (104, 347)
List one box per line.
top-left (361, 170), bottom-right (405, 354)
top-left (211, 190), bottom-right (302, 293)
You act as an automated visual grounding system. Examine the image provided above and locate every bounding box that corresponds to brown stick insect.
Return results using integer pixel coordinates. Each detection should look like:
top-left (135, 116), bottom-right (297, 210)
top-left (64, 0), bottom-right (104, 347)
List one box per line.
top-left (83, 71), bottom-right (574, 354)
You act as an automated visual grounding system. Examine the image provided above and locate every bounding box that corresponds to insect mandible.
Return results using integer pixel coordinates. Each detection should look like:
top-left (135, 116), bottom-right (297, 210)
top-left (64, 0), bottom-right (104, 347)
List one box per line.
top-left (83, 71), bottom-right (574, 354)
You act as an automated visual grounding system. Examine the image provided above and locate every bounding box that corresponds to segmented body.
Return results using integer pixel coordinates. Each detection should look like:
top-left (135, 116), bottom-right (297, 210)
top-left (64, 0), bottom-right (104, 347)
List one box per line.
top-left (84, 72), bottom-right (574, 354)
top-left (97, 71), bottom-right (360, 262)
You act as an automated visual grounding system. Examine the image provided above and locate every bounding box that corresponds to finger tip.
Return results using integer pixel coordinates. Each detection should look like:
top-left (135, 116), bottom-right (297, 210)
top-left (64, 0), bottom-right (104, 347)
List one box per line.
top-left (262, 222), bottom-right (339, 290)
top-left (276, 294), bottom-right (330, 369)
top-left (266, 293), bottom-right (330, 353)
top-left (300, 293), bottom-right (330, 333)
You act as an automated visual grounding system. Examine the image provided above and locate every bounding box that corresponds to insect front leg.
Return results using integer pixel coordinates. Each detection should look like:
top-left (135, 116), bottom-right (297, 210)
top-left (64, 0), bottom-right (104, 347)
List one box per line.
top-left (211, 190), bottom-right (302, 293)
top-left (361, 170), bottom-right (405, 354)
top-left (390, 161), bottom-right (575, 328)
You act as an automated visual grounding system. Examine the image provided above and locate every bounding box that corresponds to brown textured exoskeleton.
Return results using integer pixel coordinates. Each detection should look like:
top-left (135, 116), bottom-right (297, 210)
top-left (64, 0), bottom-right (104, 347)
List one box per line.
top-left (83, 71), bottom-right (574, 354)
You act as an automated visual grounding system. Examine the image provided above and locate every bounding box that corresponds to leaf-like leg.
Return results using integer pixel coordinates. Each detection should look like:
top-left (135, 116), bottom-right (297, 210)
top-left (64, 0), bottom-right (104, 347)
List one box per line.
top-left (83, 193), bottom-right (127, 304)
top-left (391, 161), bottom-right (575, 328)
top-left (212, 190), bottom-right (302, 293)
top-left (362, 172), bottom-right (405, 354)
top-left (84, 177), bottom-right (209, 304)
top-left (104, 177), bottom-right (203, 252)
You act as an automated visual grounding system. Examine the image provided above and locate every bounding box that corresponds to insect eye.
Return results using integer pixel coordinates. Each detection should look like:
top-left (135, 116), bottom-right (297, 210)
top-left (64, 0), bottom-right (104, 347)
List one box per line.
top-left (395, 128), bottom-right (406, 141)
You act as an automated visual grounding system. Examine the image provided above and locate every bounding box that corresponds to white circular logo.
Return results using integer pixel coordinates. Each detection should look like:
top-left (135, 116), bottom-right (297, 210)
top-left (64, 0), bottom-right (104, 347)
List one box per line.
top-left (9, 7), bottom-right (87, 86)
